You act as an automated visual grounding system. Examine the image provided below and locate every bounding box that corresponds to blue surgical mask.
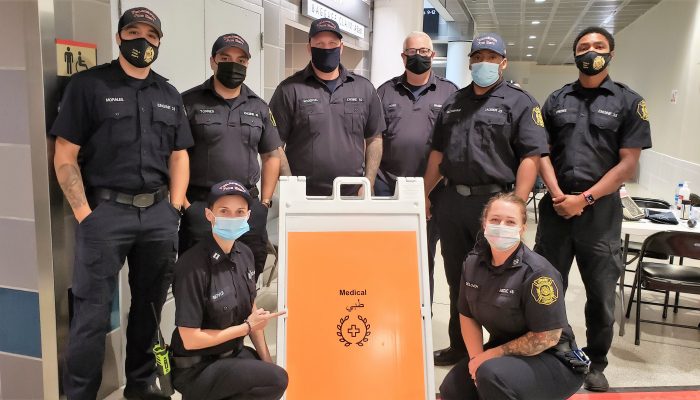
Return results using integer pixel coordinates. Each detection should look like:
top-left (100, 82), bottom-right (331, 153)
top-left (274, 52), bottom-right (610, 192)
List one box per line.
top-left (471, 61), bottom-right (501, 88)
top-left (212, 216), bottom-right (250, 241)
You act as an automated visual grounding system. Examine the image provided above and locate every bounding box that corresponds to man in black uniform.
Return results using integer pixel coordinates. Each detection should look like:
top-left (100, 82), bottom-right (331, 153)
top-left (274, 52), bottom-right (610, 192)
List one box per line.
top-left (180, 33), bottom-right (282, 280)
top-left (51, 8), bottom-right (193, 400)
top-left (171, 180), bottom-right (287, 400)
top-left (423, 33), bottom-right (548, 366)
top-left (534, 27), bottom-right (652, 392)
top-left (376, 31), bottom-right (457, 302)
top-left (269, 18), bottom-right (385, 196)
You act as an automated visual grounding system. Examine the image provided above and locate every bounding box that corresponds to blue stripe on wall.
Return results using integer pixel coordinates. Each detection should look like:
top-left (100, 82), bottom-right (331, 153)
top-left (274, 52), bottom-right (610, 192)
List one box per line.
top-left (0, 287), bottom-right (41, 358)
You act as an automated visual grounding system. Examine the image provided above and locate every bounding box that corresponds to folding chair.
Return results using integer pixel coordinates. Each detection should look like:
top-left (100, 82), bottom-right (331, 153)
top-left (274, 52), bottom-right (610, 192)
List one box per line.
top-left (626, 231), bottom-right (700, 345)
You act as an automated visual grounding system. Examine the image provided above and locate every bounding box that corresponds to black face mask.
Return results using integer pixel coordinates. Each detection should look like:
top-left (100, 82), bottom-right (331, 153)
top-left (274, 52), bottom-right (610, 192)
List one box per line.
top-left (119, 36), bottom-right (159, 68)
top-left (311, 47), bottom-right (341, 73)
top-left (574, 51), bottom-right (611, 76)
top-left (405, 54), bottom-right (432, 75)
top-left (215, 61), bottom-right (247, 89)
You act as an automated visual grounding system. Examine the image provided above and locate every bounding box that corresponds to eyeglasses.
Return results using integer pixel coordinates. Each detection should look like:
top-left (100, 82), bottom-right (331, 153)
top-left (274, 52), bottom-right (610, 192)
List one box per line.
top-left (403, 48), bottom-right (433, 57)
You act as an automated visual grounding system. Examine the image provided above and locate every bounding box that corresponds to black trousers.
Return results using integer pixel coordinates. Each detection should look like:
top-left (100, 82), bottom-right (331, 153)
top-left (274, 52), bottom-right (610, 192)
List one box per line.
top-left (180, 198), bottom-right (269, 281)
top-left (63, 199), bottom-right (179, 400)
top-left (440, 352), bottom-right (584, 400)
top-left (374, 178), bottom-right (442, 304)
top-left (434, 188), bottom-right (493, 352)
top-left (534, 192), bottom-right (623, 371)
top-left (173, 347), bottom-right (288, 400)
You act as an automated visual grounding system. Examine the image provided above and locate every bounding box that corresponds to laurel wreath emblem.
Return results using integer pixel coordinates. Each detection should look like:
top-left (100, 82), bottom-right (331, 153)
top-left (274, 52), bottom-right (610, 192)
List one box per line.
top-left (337, 315), bottom-right (371, 347)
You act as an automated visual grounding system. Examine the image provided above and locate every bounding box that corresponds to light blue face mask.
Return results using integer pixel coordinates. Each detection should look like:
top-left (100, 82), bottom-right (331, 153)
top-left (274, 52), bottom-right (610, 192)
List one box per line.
top-left (471, 61), bottom-right (501, 88)
top-left (212, 216), bottom-right (250, 241)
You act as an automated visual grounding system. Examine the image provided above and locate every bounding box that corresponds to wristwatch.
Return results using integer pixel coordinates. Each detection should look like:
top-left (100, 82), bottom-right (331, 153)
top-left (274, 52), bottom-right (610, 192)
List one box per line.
top-left (582, 191), bottom-right (595, 206)
top-left (262, 199), bottom-right (273, 208)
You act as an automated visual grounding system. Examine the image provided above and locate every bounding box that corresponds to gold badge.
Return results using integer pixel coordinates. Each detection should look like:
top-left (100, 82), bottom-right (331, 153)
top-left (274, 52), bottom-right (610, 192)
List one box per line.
top-left (531, 276), bottom-right (558, 306)
top-left (269, 109), bottom-right (277, 127)
top-left (144, 46), bottom-right (155, 63)
top-left (592, 55), bottom-right (606, 71)
top-left (532, 106), bottom-right (545, 128)
top-left (637, 99), bottom-right (649, 121)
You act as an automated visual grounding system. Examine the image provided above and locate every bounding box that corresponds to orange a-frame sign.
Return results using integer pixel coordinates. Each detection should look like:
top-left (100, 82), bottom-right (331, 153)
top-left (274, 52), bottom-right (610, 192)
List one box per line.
top-left (277, 177), bottom-right (435, 400)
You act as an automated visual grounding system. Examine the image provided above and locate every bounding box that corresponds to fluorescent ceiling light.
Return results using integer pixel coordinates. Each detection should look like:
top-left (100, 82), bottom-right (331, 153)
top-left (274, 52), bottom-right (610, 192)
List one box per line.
top-left (529, 35), bottom-right (537, 39)
top-left (531, 21), bottom-right (541, 25)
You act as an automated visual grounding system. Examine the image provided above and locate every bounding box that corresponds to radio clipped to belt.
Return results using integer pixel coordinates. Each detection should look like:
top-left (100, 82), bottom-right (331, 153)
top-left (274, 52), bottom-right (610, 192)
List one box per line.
top-left (151, 303), bottom-right (175, 397)
top-left (551, 341), bottom-right (591, 375)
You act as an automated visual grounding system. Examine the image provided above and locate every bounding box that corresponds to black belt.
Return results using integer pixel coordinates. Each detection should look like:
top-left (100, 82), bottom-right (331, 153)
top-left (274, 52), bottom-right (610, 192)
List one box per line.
top-left (187, 185), bottom-right (260, 202)
top-left (451, 183), bottom-right (511, 197)
top-left (172, 349), bottom-right (235, 369)
top-left (93, 186), bottom-right (168, 208)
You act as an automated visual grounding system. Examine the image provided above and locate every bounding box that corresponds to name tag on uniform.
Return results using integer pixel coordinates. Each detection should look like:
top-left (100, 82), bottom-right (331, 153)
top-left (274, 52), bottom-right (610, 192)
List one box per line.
top-left (156, 103), bottom-right (176, 111)
top-left (345, 97), bottom-right (365, 102)
top-left (212, 290), bottom-right (224, 300)
top-left (498, 288), bottom-right (516, 295)
top-left (555, 108), bottom-right (568, 114)
top-left (465, 281), bottom-right (479, 289)
top-left (484, 107), bottom-right (504, 113)
top-left (302, 98), bottom-right (320, 103)
top-left (243, 111), bottom-right (260, 118)
top-left (197, 109), bottom-right (215, 114)
top-left (105, 97), bottom-right (125, 102)
top-left (445, 108), bottom-right (461, 114)
top-left (597, 109), bottom-right (618, 118)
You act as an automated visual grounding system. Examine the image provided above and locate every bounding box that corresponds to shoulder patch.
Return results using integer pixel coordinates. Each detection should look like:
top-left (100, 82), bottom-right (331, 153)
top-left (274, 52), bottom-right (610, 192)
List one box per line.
top-left (531, 276), bottom-right (558, 305)
top-left (269, 109), bottom-right (277, 127)
top-left (636, 99), bottom-right (649, 121)
top-left (532, 106), bottom-right (545, 127)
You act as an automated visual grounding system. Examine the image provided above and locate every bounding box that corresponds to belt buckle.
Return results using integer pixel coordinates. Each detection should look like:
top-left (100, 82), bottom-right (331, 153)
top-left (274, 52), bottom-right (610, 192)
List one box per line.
top-left (455, 185), bottom-right (472, 196)
top-left (132, 193), bottom-right (155, 208)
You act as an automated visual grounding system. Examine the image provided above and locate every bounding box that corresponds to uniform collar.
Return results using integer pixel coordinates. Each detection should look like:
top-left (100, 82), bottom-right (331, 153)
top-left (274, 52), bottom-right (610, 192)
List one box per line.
top-left (466, 78), bottom-right (506, 99)
top-left (205, 235), bottom-right (242, 265)
top-left (570, 75), bottom-right (616, 95)
top-left (302, 62), bottom-right (354, 84)
top-left (202, 78), bottom-right (258, 103)
top-left (478, 242), bottom-right (526, 272)
top-left (106, 59), bottom-right (166, 85)
top-left (396, 72), bottom-right (437, 90)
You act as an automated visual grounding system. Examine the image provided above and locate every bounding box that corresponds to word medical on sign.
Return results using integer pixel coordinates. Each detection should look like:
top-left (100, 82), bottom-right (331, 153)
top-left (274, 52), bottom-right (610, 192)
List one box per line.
top-left (302, 0), bottom-right (366, 39)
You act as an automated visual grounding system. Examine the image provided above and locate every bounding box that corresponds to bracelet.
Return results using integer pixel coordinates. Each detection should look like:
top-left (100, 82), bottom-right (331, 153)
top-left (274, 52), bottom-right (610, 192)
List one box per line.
top-left (243, 319), bottom-right (252, 335)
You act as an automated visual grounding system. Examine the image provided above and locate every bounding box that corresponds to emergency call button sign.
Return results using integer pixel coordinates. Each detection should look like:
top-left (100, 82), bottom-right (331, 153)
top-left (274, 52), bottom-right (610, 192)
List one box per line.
top-left (56, 39), bottom-right (97, 77)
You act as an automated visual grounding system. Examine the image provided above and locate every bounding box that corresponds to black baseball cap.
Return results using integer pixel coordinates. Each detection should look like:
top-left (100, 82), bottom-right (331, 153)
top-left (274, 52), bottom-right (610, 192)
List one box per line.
top-left (211, 33), bottom-right (251, 58)
top-left (118, 7), bottom-right (163, 38)
top-left (309, 18), bottom-right (343, 40)
top-left (208, 180), bottom-right (253, 208)
top-left (469, 33), bottom-right (506, 57)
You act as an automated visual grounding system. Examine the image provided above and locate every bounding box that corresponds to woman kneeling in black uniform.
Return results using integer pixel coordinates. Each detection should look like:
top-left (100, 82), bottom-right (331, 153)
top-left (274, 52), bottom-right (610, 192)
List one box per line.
top-left (170, 180), bottom-right (288, 400)
top-left (440, 193), bottom-right (586, 400)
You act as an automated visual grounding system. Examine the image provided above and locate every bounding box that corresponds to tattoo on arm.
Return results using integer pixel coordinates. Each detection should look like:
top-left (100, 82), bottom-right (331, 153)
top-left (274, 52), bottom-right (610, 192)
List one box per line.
top-left (501, 329), bottom-right (562, 357)
top-left (57, 163), bottom-right (87, 210)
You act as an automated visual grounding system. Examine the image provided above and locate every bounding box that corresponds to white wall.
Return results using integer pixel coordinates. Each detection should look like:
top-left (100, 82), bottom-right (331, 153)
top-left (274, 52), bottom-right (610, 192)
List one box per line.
top-left (610, 0), bottom-right (700, 200)
top-left (503, 61), bottom-right (574, 105)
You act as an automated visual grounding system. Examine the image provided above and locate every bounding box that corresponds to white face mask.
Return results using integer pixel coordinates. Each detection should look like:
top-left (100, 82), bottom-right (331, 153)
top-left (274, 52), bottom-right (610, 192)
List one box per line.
top-left (484, 223), bottom-right (521, 251)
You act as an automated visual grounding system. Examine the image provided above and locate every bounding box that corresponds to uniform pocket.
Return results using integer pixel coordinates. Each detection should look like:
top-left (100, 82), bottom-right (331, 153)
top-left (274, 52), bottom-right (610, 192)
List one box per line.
top-left (240, 114), bottom-right (264, 146)
top-left (152, 104), bottom-right (179, 154)
top-left (96, 102), bottom-right (137, 148)
top-left (472, 112), bottom-right (508, 149)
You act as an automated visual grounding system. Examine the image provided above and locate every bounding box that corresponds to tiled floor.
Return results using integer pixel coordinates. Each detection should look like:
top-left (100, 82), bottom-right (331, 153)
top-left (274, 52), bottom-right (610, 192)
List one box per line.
top-left (107, 192), bottom-right (700, 399)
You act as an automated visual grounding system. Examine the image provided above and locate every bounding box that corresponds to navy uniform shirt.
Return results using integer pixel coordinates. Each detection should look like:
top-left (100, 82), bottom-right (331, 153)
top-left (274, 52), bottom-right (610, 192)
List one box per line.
top-left (269, 64), bottom-right (386, 196)
top-left (542, 76), bottom-right (652, 192)
top-left (458, 242), bottom-right (575, 348)
top-left (376, 73), bottom-right (457, 183)
top-left (182, 79), bottom-right (282, 190)
top-left (50, 60), bottom-right (194, 193)
top-left (171, 237), bottom-right (257, 357)
top-left (431, 80), bottom-right (549, 186)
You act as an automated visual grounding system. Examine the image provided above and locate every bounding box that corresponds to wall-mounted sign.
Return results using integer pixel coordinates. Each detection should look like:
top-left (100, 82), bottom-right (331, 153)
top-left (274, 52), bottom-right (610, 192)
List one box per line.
top-left (56, 39), bottom-right (97, 77)
top-left (302, 0), bottom-right (366, 39)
